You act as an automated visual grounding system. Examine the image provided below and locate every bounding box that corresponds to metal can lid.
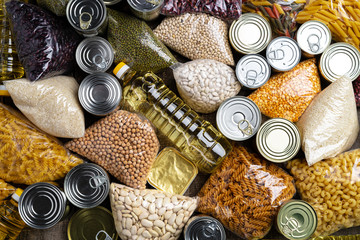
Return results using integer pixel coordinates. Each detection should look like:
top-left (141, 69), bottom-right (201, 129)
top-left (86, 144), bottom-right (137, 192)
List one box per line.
top-left (19, 183), bottom-right (66, 229)
top-left (185, 216), bottom-right (226, 240)
top-left (103, 0), bottom-right (122, 5)
top-left (236, 54), bottom-right (271, 89)
top-left (216, 96), bottom-right (261, 141)
top-left (64, 163), bottom-right (110, 209)
top-left (266, 37), bottom-right (301, 71)
top-left (127, 0), bottom-right (164, 12)
top-left (319, 42), bottom-right (360, 82)
top-left (78, 72), bottom-right (122, 116)
top-left (296, 20), bottom-right (331, 56)
top-left (277, 200), bottom-right (318, 240)
top-left (76, 37), bottom-right (114, 74)
top-left (229, 13), bottom-right (272, 54)
top-left (256, 118), bottom-right (301, 163)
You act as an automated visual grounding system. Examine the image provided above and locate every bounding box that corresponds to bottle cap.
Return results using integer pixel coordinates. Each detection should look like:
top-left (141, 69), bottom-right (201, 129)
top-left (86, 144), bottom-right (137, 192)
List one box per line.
top-left (12, 188), bottom-right (24, 202)
top-left (113, 62), bottom-right (130, 80)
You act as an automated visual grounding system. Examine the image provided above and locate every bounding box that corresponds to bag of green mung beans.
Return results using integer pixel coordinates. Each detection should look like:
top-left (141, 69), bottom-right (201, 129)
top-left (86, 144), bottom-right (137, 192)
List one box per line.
top-left (36, 0), bottom-right (69, 16)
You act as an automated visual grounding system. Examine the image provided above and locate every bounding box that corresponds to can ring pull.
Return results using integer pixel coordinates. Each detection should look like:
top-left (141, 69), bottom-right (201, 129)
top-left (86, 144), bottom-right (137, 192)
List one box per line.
top-left (238, 119), bottom-right (253, 136)
top-left (80, 12), bottom-right (92, 30)
top-left (89, 176), bottom-right (107, 189)
top-left (268, 49), bottom-right (285, 60)
top-left (203, 222), bottom-right (217, 237)
top-left (245, 70), bottom-right (257, 85)
top-left (93, 54), bottom-right (107, 69)
top-left (307, 34), bottom-right (320, 53)
top-left (96, 230), bottom-right (113, 240)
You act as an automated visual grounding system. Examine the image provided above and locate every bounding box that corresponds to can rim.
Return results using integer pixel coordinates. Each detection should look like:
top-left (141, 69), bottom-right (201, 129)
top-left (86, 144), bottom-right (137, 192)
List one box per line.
top-left (127, 0), bottom-right (164, 12)
top-left (184, 216), bottom-right (226, 240)
top-left (103, 0), bottom-right (122, 5)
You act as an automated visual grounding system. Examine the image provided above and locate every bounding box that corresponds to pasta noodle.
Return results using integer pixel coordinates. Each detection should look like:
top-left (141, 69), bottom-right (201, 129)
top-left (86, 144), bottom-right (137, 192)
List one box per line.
top-left (0, 179), bottom-right (15, 200)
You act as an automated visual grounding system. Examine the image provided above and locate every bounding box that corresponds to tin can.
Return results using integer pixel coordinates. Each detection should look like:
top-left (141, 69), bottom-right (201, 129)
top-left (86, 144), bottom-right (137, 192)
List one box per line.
top-left (319, 42), bottom-right (360, 82)
top-left (235, 54), bottom-right (271, 89)
top-left (276, 200), bottom-right (318, 240)
top-left (229, 13), bottom-right (272, 54)
top-left (256, 118), bottom-right (301, 163)
top-left (216, 96), bottom-right (261, 141)
top-left (78, 72), bottom-right (122, 116)
top-left (64, 163), bottom-right (110, 209)
top-left (184, 215), bottom-right (226, 240)
top-left (103, 0), bottom-right (122, 5)
top-left (66, 0), bottom-right (108, 37)
top-left (18, 182), bottom-right (67, 229)
top-left (76, 37), bottom-right (114, 74)
top-left (296, 20), bottom-right (331, 58)
top-left (266, 37), bottom-right (301, 72)
top-left (127, 0), bottom-right (164, 21)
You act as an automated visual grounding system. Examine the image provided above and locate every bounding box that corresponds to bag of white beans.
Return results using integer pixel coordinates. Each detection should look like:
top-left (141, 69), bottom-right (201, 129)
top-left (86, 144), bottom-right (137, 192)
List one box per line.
top-left (173, 59), bottom-right (241, 114)
top-left (110, 183), bottom-right (198, 240)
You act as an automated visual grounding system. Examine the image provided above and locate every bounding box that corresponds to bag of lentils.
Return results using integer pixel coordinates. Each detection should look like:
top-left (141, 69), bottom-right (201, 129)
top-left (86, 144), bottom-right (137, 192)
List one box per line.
top-left (66, 110), bottom-right (160, 189)
top-left (154, 13), bottom-right (235, 66)
top-left (173, 59), bottom-right (241, 114)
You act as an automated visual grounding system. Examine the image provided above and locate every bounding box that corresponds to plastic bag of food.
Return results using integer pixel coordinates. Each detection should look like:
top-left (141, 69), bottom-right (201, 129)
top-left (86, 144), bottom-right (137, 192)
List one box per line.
top-left (160, 0), bottom-right (242, 20)
top-left (353, 75), bottom-right (360, 107)
top-left (107, 9), bottom-right (177, 74)
top-left (0, 179), bottom-right (15, 201)
top-left (287, 149), bottom-right (360, 237)
top-left (66, 110), bottom-right (160, 189)
top-left (243, 0), bottom-right (305, 38)
top-left (197, 144), bottom-right (296, 239)
top-left (109, 183), bottom-right (198, 240)
top-left (248, 58), bottom-right (321, 122)
top-left (296, 76), bottom-right (359, 166)
top-left (36, 0), bottom-right (69, 16)
top-left (173, 59), bottom-right (241, 114)
top-left (0, 103), bottom-right (83, 185)
top-left (5, 1), bottom-right (81, 81)
top-left (154, 13), bottom-right (235, 66)
top-left (4, 76), bottom-right (85, 138)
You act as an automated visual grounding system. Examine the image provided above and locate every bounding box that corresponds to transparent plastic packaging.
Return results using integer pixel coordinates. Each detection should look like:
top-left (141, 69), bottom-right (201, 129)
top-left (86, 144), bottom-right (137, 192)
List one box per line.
top-left (353, 75), bottom-right (360, 107)
top-left (287, 149), bottom-right (360, 237)
top-left (36, 0), bottom-right (69, 16)
top-left (65, 110), bottom-right (160, 190)
top-left (0, 179), bottom-right (15, 201)
top-left (197, 144), bottom-right (296, 240)
top-left (4, 76), bottom-right (85, 138)
top-left (296, 76), bottom-right (359, 166)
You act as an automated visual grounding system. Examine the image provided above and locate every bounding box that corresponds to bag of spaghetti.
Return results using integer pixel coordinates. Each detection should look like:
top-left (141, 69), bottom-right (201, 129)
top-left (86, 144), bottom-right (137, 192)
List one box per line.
top-left (197, 143), bottom-right (296, 239)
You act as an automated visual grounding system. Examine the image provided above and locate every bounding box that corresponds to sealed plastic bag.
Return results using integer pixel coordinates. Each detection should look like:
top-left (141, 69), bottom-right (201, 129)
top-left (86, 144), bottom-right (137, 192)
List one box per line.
top-left (287, 149), bottom-right (360, 237)
top-left (110, 183), bottom-right (198, 240)
top-left (296, 76), bottom-right (359, 166)
top-left (36, 0), bottom-right (69, 16)
top-left (66, 110), bottom-right (160, 189)
top-left (248, 58), bottom-right (321, 122)
top-left (0, 179), bottom-right (15, 201)
top-left (4, 76), bottom-right (85, 138)
top-left (107, 9), bottom-right (177, 73)
top-left (173, 59), bottom-right (241, 114)
top-left (5, 1), bottom-right (81, 81)
top-left (353, 75), bottom-right (360, 107)
top-left (197, 144), bottom-right (296, 239)
top-left (0, 103), bottom-right (83, 185)
top-left (154, 13), bottom-right (235, 66)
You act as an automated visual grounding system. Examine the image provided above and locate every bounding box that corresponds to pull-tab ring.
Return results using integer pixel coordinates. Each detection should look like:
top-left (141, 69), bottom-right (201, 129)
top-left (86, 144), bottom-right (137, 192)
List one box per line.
top-left (238, 119), bottom-right (253, 136)
top-left (268, 49), bottom-right (285, 60)
top-left (245, 70), bottom-right (258, 85)
top-left (204, 222), bottom-right (217, 237)
top-left (307, 34), bottom-right (320, 53)
top-left (96, 230), bottom-right (113, 240)
top-left (92, 54), bottom-right (107, 69)
top-left (89, 176), bottom-right (107, 189)
top-left (146, 0), bottom-right (161, 5)
top-left (80, 12), bottom-right (92, 30)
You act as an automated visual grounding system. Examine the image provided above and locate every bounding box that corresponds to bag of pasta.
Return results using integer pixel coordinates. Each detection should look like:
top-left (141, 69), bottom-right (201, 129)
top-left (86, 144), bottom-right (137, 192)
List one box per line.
top-left (0, 103), bottom-right (83, 185)
top-left (197, 144), bottom-right (296, 239)
top-left (0, 179), bottom-right (15, 201)
top-left (287, 149), bottom-right (360, 237)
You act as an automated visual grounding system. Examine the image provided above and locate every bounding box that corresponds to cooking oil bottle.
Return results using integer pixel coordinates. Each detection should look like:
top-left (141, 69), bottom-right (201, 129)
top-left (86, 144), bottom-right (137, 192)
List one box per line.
top-left (0, 188), bottom-right (26, 240)
top-left (311, 236), bottom-right (360, 240)
top-left (113, 62), bottom-right (232, 173)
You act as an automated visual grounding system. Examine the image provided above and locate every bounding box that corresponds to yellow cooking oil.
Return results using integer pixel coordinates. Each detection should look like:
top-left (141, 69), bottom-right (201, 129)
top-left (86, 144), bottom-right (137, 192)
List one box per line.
top-left (310, 236), bottom-right (360, 240)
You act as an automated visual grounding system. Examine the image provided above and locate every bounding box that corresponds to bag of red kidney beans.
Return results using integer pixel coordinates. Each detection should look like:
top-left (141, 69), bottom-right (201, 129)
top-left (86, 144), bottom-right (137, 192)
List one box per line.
top-left (5, 0), bottom-right (81, 82)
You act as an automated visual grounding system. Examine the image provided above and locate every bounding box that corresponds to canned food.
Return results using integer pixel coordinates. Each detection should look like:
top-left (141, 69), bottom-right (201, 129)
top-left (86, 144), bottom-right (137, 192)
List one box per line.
top-left (76, 37), bottom-right (114, 74)
top-left (276, 200), bottom-right (317, 240)
top-left (236, 54), bottom-right (271, 89)
top-left (127, 0), bottom-right (164, 21)
top-left (19, 182), bottom-right (67, 229)
top-left (266, 37), bottom-right (301, 72)
top-left (319, 42), bottom-right (360, 82)
top-left (256, 118), bottom-right (301, 163)
top-left (296, 20), bottom-right (331, 57)
top-left (229, 13), bottom-right (272, 54)
top-left (184, 215), bottom-right (226, 240)
top-left (103, 0), bottom-right (122, 5)
top-left (78, 72), bottom-right (122, 116)
top-left (66, 0), bottom-right (108, 37)
top-left (64, 163), bottom-right (110, 209)
top-left (216, 96), bottom-right (261, 141)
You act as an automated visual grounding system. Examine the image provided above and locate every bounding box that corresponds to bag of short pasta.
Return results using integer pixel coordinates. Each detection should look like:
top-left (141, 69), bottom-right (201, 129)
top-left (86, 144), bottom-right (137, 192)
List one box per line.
top-left (197, 144), bottom-right (296, 239)
top-left (0, 103), bottom-right (83, 185)
top-left (287, 149), bottom-right (360, 237)
top-left (0, 179), bottom-right (15, 201)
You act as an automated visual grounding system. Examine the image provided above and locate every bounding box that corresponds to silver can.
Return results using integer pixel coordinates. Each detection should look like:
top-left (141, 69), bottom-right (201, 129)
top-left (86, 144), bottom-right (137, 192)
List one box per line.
top-left (78, 72), bottom-right (122, 116)
top-left (266, 37), bottom-right (301, 72)
top-left (103, 0), bottom-right (122, 5)
top-left (319, 42), bottom-right (360, 82)
top-left (76, 37), bottom-right (114, 74)
top-left (216, 96), bottom-right (261, 141)
top-left (64, 163), bottom-right (110, 209)
top-left (127, 0), bottom-right (164, 21)
top-left (229, 13), bottom-right (272, 54)
top-left (19, 183), bottom-right (67, 229)
top-left (66, 0), bottom-right (108, 37)
top-left (236, 54), bottom-right (271, 89)
top-left (184, 216), bottom-right (226, 240)
top-left (296, 20), bottom-right (331, 57)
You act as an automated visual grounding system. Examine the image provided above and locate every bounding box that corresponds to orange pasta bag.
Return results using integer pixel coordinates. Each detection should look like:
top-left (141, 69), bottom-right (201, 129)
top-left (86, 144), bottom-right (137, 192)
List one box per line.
top-left (197, 144), bottom-right (296, 239)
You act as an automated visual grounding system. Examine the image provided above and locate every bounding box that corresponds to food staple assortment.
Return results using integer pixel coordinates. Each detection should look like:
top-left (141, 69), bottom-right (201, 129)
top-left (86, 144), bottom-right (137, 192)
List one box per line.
top-left (3, 0), bottom-right (360, 240)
